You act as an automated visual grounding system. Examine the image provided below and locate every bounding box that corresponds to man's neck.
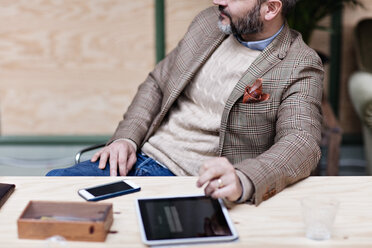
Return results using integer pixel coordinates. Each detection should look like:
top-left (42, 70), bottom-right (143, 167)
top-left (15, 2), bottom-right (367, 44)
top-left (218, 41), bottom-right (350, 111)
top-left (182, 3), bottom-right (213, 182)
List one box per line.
top-left (240, 20), bottom-right (284, 42)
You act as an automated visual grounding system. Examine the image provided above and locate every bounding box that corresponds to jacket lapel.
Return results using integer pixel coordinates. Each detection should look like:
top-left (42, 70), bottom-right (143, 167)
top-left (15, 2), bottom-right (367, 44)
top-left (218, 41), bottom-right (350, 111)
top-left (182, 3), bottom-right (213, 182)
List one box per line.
top-left (159, 31), bottom-right (227, 119)
top-left (219, 23), bottom-right (292, 155)
top-left (142, 22), bottom-right (227, 144)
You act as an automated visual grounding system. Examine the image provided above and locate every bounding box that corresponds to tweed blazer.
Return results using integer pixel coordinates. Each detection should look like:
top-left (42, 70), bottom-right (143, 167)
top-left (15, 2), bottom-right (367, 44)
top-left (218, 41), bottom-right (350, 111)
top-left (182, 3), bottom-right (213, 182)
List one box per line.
top-left (110, 7), bottom-right (324, 205)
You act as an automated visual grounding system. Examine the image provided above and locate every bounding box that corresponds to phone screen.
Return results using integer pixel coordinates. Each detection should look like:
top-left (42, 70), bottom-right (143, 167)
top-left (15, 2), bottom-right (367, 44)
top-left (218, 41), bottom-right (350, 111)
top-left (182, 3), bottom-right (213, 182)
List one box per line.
top-left (86, 181), bottom-right (133, 197)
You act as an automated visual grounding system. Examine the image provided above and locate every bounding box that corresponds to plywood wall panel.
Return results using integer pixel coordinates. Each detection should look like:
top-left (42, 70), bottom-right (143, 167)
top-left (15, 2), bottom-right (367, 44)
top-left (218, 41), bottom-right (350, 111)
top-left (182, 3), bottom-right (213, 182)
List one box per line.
top-left (165, 0), bottom-right (212, 53)
top-left (0, 0), bottom-right (155, 135)
top-left (2, 0), bottom-right (364, 136)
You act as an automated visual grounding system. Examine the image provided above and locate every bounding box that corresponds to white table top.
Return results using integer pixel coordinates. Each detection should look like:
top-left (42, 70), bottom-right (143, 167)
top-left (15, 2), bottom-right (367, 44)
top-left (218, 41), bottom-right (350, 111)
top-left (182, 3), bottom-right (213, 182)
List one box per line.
top-left (1, 176), bottom-right (372, 247)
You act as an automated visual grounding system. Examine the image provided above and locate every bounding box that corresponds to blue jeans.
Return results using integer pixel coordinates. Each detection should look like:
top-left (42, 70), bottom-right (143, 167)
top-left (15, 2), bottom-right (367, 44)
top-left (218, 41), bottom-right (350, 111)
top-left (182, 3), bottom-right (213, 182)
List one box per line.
top-left (46, 152), bottom-right (175, 176)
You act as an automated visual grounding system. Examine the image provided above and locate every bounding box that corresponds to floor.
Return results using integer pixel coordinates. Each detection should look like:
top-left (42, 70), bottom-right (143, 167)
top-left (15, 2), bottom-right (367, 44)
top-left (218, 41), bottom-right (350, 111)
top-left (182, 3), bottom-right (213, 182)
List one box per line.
top-left (0, 144), bottom-right (369, 176)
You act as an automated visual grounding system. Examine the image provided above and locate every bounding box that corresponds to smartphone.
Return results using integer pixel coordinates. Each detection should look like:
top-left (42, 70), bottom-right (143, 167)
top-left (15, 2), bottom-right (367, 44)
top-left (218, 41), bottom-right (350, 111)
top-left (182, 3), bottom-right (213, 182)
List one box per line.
top-left (78, 180), bottom-right (141, 201)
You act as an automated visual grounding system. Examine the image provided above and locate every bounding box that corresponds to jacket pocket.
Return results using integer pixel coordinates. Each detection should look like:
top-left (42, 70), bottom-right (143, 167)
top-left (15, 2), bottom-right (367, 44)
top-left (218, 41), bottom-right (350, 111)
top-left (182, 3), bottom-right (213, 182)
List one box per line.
top-left (236, 99), bottom-right (275, 115)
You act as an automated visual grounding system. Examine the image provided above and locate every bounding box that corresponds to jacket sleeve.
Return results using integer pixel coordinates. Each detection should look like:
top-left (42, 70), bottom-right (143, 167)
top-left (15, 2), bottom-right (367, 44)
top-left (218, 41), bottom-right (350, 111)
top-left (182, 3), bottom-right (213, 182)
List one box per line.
top-left (234, 54), bottom-right (324, 205)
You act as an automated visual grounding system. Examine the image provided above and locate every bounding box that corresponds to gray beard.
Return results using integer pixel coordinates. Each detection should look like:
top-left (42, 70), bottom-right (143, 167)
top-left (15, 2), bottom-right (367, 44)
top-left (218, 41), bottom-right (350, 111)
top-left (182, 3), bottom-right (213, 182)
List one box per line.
top-left (217, 3), bottom-right (263, 37)
top-left (218, 20), bottom-right (233, 35)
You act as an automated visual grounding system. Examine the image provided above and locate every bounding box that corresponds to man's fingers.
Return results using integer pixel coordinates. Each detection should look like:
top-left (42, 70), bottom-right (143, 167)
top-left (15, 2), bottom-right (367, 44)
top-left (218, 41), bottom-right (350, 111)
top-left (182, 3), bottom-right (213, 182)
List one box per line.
top-left (211, 184), bottom-right (235, 199)
top-left (198, 162), bottom-right (208, 176)
top-left (91, 150), bottom-right (102, 162)
top-left (117, 150), bottom-right (128, 176)
top-left (211, 181), bottom-right (242, 201)
top-left (204, 181), bottom-right (215, 196)
top-left (204, 177), bottom-right (229, 196)
top-left (127, 152), bottom-right (137, 173)
top-left (198, 157), bottom-right (242, 201)
top-left (109, 150), bottom-right (119, 177)
top-left (197, 165), bottom-right (223, 188)
top-left (98, 151), bottom-right (109, 169)
top-left (94, 141), bottom-right (137, 176)
top-left (197, 161), bottom-right (214, 187)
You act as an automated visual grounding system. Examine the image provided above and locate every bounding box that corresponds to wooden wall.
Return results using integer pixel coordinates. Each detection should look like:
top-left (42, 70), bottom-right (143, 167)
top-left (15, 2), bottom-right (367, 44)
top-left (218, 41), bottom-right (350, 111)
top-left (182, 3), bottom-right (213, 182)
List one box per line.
top-left (0, 0), bottom-right (211, 135)
top-left (0, 0), bottom-right (368, 136)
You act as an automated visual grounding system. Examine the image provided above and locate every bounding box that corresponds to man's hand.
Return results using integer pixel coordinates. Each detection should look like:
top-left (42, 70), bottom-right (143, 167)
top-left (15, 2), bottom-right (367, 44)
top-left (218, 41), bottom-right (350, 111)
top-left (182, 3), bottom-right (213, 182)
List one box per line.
top-left (196, 157), bottom-right (243, 202)
top-left (91, 140), bottom-right (137, 176)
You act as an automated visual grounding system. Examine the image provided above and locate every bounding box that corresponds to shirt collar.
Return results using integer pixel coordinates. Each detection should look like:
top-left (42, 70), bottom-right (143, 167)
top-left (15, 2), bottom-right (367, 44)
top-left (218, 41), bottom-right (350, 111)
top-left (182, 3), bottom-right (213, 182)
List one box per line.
top-left (235, 25), bottom-right (284, 51)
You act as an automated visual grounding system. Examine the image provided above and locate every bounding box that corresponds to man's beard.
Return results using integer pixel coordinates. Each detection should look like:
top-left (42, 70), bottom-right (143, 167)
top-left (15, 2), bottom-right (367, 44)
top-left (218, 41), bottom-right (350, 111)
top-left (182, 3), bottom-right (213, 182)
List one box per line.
top-left (218, 4), bottom-right (264, 36)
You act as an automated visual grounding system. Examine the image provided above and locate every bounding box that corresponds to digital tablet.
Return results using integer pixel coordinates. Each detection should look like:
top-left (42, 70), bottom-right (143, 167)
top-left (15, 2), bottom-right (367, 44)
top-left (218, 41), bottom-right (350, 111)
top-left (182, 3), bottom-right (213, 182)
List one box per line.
top-left (136, 195), bottom-right (239, 246)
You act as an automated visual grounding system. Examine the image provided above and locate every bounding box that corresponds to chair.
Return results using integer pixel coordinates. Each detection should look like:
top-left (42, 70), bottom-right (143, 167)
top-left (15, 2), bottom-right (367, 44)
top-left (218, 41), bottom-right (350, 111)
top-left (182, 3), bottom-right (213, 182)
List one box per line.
top-left (349, 18), bottom-right (372, 175)
top-left (75, 143), bottom-right (105, 164)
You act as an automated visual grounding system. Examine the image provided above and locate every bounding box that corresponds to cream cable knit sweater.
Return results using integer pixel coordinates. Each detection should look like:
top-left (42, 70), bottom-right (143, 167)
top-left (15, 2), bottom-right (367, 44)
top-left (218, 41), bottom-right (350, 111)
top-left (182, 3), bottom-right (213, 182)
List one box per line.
top-left (142, 35), bottom-right (261, 176)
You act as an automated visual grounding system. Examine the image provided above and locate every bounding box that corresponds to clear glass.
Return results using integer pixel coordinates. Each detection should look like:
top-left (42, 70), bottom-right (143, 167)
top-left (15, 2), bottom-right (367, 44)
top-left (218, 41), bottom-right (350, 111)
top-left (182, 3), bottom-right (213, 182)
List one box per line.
top-left (301, 197), bottom-right (339, 241)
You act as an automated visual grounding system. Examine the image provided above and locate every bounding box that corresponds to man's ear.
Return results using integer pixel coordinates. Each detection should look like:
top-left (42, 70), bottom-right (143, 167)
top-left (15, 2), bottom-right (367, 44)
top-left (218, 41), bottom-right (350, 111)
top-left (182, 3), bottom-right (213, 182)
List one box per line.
top-left (261, 0), bottom-right (282, 21)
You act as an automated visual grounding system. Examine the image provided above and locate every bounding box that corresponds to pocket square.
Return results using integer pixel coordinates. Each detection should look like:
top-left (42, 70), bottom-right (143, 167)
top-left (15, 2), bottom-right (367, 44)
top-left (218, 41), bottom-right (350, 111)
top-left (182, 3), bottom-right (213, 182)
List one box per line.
top-left (242, 78), bottom-right (270, 103)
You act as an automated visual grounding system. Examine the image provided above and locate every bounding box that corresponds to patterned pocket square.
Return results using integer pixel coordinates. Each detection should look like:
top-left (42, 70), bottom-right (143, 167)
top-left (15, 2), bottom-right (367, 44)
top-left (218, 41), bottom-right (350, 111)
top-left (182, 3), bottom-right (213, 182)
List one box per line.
top-left (242, 78), bottom-right (270, 103)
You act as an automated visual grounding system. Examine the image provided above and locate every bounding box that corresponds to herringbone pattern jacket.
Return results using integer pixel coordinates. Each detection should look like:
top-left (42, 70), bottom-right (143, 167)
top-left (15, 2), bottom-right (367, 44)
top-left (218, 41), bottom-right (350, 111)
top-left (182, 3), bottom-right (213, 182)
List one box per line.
top-left (110, 7), bottom-right (324, 205)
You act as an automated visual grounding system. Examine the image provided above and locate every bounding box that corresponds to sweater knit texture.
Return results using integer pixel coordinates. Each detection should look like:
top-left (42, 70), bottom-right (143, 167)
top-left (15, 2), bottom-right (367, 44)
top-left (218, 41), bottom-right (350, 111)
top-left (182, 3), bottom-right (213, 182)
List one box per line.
top-left (142, 35), bottom-right (261, 176)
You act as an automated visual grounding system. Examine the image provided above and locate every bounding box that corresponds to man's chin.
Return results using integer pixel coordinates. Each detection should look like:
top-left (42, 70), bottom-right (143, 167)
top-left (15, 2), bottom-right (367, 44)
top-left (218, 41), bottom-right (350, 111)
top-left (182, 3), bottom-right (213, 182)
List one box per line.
top-left (217, 20), bottom-right (233, 35)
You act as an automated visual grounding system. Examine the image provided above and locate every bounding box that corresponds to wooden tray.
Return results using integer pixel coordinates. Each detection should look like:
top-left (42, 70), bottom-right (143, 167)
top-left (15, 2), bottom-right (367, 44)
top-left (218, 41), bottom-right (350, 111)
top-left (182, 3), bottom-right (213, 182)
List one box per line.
top-left (17, 201), bottom-right (113, 242)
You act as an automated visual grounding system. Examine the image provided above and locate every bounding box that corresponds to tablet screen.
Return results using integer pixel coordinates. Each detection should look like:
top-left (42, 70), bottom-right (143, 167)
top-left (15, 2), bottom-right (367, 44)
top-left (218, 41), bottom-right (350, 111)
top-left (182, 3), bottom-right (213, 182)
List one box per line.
top-left (137, 196), bottom-right (235, 242)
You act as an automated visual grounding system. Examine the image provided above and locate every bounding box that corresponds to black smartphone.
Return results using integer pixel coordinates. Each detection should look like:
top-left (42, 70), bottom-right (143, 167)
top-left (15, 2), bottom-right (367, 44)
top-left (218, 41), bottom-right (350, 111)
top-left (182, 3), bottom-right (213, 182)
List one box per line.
top-left (78, 180), bottom-right (140, 201)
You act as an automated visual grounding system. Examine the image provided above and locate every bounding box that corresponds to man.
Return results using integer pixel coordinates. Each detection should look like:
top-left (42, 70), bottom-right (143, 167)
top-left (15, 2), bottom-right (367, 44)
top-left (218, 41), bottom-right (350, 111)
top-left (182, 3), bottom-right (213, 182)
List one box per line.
top-left (47, 0), bottom-right (323, 206)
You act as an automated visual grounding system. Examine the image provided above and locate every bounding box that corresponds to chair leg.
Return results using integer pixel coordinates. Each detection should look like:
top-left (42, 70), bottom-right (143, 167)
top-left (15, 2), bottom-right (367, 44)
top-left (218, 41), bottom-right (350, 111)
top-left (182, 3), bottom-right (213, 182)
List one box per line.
top-left (326, 128), bottom-right (342, 176)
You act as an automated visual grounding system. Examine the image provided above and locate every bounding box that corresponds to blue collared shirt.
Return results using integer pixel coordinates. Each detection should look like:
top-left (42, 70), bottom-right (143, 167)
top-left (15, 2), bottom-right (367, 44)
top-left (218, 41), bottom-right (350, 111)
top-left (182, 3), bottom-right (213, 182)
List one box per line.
top-left (235, 25), bottom-right (284, 51)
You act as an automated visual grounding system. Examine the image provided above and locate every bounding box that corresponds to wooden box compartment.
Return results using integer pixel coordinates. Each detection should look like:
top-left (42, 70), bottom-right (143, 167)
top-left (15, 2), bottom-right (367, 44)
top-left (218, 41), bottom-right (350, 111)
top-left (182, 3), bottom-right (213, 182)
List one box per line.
top-left (17, 201), bottom-right (113, 242)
